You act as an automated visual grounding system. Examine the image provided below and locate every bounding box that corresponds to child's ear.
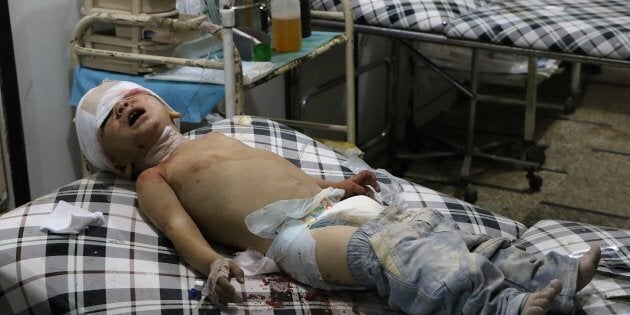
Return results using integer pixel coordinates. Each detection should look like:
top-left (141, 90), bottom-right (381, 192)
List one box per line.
top-left (169, 110), bottom-right (181, 120)
top-left (169, 110), bottom-right (181, 130)
top-left (113, 163), bottom-right (133, 179)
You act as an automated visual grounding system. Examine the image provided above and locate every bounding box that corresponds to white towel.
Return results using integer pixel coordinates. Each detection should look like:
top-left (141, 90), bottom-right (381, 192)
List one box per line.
top-left (40, 201), bottom-right (104, 234)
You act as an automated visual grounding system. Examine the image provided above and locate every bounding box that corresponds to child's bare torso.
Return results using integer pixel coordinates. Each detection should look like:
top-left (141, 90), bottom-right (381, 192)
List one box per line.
top-left (148, 132), bottom-right (358, 285)
top-left (158, 132), bottom-right (323, 251)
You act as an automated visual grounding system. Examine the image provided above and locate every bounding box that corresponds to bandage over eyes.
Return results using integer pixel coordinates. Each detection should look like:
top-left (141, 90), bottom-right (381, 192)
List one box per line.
top-left (74, 81), bottom-right (177, 175)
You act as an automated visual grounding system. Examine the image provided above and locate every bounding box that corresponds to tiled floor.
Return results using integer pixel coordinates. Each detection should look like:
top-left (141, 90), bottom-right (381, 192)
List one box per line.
top-left (376, 67), bottom-right (630, 230)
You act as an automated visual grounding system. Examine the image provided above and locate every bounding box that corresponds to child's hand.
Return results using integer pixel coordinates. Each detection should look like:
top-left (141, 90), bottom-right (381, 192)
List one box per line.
top-left (207, 258), bottom-right (245, 305)
top-left (334, 170), bottom-right (381, 199)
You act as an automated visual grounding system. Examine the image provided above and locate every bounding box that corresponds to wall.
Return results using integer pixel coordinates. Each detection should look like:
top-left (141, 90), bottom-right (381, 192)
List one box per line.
top-left (9, 0), bottom-right (83, 202)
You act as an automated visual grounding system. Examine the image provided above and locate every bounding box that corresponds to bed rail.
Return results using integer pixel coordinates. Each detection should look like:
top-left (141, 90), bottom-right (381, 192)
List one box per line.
top-left (272, 0), bottom-right (356, 143)
top-left (71, 9), bottom-right (246, 116)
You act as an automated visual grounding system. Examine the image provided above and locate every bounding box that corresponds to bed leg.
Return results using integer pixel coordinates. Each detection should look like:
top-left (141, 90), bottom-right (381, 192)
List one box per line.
top-left (566, 62), bottom-right (582, 114)
top-left (524, 55), bottom-right (538, 143)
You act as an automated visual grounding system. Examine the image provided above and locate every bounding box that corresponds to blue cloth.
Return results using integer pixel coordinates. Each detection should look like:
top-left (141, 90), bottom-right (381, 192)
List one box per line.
top-left (69, 66), bottom-right (225, 123)
top-left (347, 207), bottom-right (579, 315)
top-left (269, 31), bottom-right (343, 68)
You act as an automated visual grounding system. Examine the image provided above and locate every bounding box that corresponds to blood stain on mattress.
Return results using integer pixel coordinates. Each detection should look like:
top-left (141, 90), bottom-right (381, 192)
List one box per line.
top-left (265, 300), bottom-right (284, 308)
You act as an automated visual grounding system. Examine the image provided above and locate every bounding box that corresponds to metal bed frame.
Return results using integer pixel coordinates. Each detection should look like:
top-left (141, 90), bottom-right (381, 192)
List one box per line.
top-left (314, 18), bottom-right (630, 139)
top-left (313, 18), bottom-right (630, 202)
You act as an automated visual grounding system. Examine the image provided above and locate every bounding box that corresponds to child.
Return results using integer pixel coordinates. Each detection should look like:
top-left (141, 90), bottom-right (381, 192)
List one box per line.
top-left (75, 81), bottom-right (600, 314)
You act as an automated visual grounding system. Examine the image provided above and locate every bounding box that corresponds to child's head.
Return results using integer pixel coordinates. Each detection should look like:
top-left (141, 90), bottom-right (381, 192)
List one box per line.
top-left (75, 81), bottom-right (180, 177)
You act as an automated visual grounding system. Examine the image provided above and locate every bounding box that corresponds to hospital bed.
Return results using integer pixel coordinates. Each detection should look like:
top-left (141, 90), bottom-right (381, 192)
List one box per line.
top-left (311, 0), bottom-right (630, 202)
top-left (312, 0), bottom-right (630, 119)
top-left (0, 116), bottom-right (630, 314)
top-left (2, 1), bottom-right (629, 313)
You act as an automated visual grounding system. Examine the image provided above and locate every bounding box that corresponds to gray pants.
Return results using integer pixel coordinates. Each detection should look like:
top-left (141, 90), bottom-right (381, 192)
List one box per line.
top-left (347, 207), bottom-right (578, 314)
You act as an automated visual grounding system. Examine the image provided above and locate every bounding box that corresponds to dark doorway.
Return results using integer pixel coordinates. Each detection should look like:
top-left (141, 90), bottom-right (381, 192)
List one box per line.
top-left (0, 1), bottom-right (32, 207)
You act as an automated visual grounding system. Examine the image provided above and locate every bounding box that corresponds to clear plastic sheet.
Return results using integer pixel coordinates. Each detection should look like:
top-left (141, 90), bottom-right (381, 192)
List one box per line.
top-left (570, 245), bottom-right (630, 271)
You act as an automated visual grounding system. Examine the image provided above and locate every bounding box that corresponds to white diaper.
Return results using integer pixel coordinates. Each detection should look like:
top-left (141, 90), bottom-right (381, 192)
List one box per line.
top-left (267, 223), bottom-right (339, 289)
top-left (242, 189), bottom-right (384, 290)
top-left (244, 187), bottom-right (345, 239)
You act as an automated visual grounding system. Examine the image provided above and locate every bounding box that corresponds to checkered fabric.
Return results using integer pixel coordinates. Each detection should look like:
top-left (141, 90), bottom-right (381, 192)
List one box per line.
top-left (0, 117), bottom-right (549, 314)
top-left (445, 0), bottom-right (630, 60)
top-left (311, 0), bottom-right (487, 32)
top-left (516, 220), bottom-right (630, 314)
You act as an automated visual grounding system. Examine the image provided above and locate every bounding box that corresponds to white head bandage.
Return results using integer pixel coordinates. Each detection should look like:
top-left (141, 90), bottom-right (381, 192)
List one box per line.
top-left (133, 125), bottom-right (185, 173)
top-left (74, 81), bottom-right (177, 175)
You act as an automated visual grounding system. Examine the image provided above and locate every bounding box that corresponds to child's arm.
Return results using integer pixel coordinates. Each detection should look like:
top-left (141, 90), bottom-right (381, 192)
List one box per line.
top-left (136, 167), bottom-right (244, 304)
top-left (314, 170), bottom-right (380, 199)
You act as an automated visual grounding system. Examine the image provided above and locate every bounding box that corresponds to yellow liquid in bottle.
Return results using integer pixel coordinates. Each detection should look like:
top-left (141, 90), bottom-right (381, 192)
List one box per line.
top-left (272, 17), bottom-right (302, 52)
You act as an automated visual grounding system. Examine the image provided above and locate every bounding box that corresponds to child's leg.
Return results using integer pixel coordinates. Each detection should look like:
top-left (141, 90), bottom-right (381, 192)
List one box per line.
top-left (347, 208), bottom-right (599, 315)
top-left (521, 280), bottom-right (563, 315)
top-left (479, 241), bottom-right (601, 313)
top-left (352, 218), bottom-right (529, 314)
top-left (577, 245), bottom-right (601, 291)
top-left (520, 245), bottom-right (600, 315)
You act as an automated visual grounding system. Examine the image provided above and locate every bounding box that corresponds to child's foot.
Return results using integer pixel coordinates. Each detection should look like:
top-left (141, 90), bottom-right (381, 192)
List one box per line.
top-left (520, 279), bottom-right (563, 315)
top-left (576, 244), bottom-right (601, 291)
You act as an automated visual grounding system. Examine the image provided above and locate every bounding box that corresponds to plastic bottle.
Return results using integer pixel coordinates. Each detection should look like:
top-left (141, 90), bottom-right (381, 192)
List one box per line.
top-left (270, 0), bottom-right (302, 52)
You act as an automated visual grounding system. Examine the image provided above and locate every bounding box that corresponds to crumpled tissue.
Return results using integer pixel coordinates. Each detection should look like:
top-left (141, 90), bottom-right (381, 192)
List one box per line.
top-left (40, 201), bottom-right (104, 234)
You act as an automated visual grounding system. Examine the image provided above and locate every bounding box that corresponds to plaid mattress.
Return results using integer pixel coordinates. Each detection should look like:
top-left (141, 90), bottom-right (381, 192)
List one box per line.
top-left (314, 0), bottom-right (630, 60)
top-left (0, 117), bottom-right (625, 314)
top-left (445, 0), bottom-right (630, 60)
top-left (311, 0), bottom-right (487, 33)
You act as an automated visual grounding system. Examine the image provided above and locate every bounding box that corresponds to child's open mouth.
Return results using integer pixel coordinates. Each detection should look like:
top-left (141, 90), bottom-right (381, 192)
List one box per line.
top-left (128, 108), bottom-right (145, 126)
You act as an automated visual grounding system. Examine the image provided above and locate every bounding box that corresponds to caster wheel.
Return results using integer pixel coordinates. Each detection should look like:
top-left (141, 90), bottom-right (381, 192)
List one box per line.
top-left (527, 172), bottom-right (543, 191)
top-left (525, 146), bottom-right (547, 165)
top-left (463, 186), bottom-right (478, 204)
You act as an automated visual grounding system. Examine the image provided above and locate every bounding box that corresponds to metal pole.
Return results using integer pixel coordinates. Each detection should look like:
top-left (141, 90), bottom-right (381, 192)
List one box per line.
top-left (220, 1), bottom-right (236, 118)
top-left (341, 0), bottom-right (356, 143)
top-left (524, 54), bottom-right (538, 142)
top-left (461, 49), bottom-right (480, 180)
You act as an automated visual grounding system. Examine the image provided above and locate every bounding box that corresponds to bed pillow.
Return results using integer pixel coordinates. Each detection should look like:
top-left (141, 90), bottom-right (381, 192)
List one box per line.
top-left (312, 0), bottom-right (488, 33)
